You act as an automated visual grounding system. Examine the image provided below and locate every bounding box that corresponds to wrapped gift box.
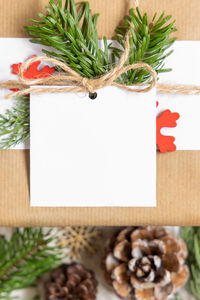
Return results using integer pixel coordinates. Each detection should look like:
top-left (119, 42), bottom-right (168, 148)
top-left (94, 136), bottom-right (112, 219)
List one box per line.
top-left (0, 0), bottom-right (200, 226)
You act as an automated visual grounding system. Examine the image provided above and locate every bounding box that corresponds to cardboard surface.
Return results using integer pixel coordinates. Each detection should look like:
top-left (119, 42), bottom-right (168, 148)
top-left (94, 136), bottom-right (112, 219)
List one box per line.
top-left (1, 150), bottom-right (200, 226)
top-left (0, 0), bottom-right (199, 40)
top-left (0, 0), bottom-right (200, 226)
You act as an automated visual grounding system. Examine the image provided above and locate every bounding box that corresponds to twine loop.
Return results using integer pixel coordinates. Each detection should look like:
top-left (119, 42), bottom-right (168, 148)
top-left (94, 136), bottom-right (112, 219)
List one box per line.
top-left (0, 32), bottom-right (157, 99)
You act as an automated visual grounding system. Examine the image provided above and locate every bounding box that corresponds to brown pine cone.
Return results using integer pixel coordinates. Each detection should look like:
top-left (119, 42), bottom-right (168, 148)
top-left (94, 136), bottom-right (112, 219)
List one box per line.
top-left (103, 226), bottom-right (189, 300)
top-left (45, 263), bottom-right (97, 300)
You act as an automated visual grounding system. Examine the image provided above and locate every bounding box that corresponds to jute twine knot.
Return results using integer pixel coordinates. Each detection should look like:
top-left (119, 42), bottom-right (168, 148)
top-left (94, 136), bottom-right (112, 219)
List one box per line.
top-left (81, 78), bottom-right (95, 94)
top-left (0, 32), bottom-right (157, 99)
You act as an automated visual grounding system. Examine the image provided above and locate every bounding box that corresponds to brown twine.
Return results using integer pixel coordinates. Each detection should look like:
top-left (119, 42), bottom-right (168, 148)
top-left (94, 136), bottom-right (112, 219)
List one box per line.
top-left (157, 84), bottom-right (200, 95)
top-left (0, 33), bottom-right (157, 99)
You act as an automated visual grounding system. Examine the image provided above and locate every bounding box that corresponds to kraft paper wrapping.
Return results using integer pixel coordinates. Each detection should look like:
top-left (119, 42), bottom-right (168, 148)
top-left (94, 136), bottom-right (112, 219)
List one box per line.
top-left (0, 0), bottom-right (200, 226)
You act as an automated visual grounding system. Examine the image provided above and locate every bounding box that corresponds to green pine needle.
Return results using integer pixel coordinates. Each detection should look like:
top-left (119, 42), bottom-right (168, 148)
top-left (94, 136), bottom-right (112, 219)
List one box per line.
top-left (25, 0), bottom-right (112, 77)
top-left (0, 96), bottom-right (30, 151)
top-left (172, 293), bottom-right (183, 300)
top-left (0, 228), bottom-right (62, 299)
top-left (112, 7), bottom-right (176, 84)
top-left (181, 227), bottom-right (200, 299)
top-left (0, 0), bottom-right (176, 150)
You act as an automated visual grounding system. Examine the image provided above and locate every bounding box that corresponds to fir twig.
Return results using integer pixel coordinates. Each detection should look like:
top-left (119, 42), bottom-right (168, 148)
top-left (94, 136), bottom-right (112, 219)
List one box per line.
top-left (0, 228), bottom-right (62, 299)
top-left (112, 7), bottom-right (177, 84)
top-left (181, 227), bottom-right (200, 299)
top-left (0, 96), bottom-right (29, 150)
top-left (25, 0), bottom-right (111, 77)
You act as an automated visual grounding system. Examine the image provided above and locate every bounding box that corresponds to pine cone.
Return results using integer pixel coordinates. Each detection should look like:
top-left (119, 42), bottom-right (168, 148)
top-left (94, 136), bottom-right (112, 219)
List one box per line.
top-left (103, 226), bottom-right (189, 300)
top-left (45, 263), bottom-right (97, 300)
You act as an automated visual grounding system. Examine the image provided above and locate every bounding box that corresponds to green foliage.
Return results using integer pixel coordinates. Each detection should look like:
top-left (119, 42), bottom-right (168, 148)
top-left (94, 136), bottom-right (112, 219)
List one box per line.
top-left (172, 293), bottom-right (183, 300)
top-left (25, 0), bottom-right (111, 78)
top-left (25, 0), bottom-right (176, 83)
top-left (181, 227), bottom-right (200, 299)
top-left (0, 96), bottom-right (29, 150)
top-left (112, 7), bottom-right (177, 84)
top-left (0, 228), bottom-right (62, 299)
top-left (32, 296), bottom-right (41, 300)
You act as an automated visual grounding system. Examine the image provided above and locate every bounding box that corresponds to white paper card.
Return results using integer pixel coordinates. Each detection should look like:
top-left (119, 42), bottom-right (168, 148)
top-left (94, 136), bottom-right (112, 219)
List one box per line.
top-left (30, 87), bottom-right (156, 207)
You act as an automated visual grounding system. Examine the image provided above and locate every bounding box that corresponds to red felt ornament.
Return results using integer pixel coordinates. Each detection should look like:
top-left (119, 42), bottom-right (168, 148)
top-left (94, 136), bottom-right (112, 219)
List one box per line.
top-left (11, 55), bottom-right (55, 97)
top-left (12, 55), bottom-right (55, 79)
top-left (156, 102), bottom-right (180, 153)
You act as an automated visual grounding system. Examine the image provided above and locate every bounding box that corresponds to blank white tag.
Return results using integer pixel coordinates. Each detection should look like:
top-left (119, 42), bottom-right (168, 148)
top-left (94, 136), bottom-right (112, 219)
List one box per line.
top-left (30, 86), bottom-right (156, 207)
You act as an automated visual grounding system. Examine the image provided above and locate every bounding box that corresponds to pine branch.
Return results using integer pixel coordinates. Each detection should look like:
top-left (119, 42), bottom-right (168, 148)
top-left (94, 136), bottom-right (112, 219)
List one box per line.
top-left (25, 0), bottom-right (111, 78)
top-left (112, 7), bottom-right (177, 84)
top-left (181, 227), bottom-right (200, 299)
top-left (0, 228), bottom-right (62, 299)
top-left (0, 96), bottom-right (29, 150)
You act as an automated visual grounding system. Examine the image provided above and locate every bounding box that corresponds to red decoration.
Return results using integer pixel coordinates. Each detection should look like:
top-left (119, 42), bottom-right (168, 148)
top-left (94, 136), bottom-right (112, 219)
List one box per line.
top-left (156, 106), bottom-right (180, 153)
top-left (11, 55), bottom-right (55, 97)
top-left (11, 55), bottom-right (55, 79)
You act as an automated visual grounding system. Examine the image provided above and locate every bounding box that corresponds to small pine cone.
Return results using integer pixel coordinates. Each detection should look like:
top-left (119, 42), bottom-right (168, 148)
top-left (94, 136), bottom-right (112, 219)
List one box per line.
top-left (103, 226), bottom-right (189, 300)
top-left (45, 263), bottom-right (97, 300)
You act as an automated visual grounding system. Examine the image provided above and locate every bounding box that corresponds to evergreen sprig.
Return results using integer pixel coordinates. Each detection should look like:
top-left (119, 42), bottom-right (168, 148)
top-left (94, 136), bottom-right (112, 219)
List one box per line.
top-left (112, 7), bottom-right (176, 84)
top-left (25, 0), bottom-right (112, 78)
top-left (181, 227), bottom-right (200, 299)
top-left (0, 96), bottom-right (29, 150)
top-left (0, 0), bottom-right (176, 150)
top-left (0, 228), bottom-right (62, 299)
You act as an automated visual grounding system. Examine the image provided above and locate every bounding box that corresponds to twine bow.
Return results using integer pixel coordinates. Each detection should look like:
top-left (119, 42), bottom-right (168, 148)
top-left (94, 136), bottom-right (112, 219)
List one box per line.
top-left (0, 33), bottom-right (157, 99)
